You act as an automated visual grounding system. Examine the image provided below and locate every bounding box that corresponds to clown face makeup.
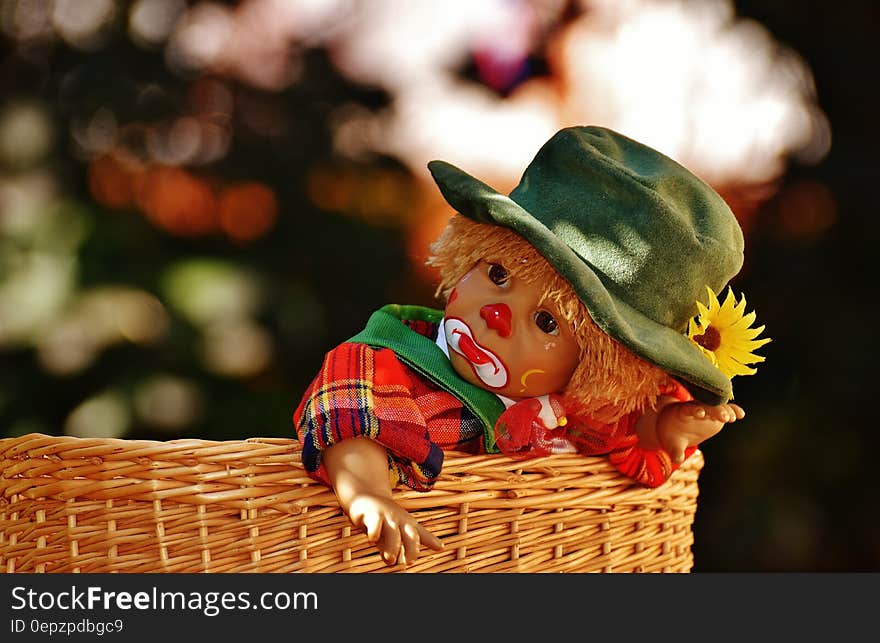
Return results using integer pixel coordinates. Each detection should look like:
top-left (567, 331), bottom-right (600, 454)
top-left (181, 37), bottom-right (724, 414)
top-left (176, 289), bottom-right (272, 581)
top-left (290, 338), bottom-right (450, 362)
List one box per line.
top-left (443, 260), bottom-right (580, 399)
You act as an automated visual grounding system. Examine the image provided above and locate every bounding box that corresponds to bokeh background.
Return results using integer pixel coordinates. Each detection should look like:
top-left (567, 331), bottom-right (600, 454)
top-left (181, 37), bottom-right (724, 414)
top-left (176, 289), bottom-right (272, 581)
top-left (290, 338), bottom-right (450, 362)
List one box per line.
top-left (1, 0), bottom-right (875, 571)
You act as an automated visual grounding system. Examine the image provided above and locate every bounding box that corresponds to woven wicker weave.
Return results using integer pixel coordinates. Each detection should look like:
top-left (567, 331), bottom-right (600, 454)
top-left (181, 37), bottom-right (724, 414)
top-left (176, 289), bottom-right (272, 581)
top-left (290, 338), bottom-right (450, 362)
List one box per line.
top-left (0, 433), bottom-right (702, 573)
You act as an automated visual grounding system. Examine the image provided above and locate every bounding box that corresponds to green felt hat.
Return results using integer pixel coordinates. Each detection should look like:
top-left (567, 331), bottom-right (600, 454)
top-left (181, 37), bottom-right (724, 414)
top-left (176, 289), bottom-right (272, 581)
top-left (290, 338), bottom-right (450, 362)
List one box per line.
top-left (428, 126), bottom-right (744, 405)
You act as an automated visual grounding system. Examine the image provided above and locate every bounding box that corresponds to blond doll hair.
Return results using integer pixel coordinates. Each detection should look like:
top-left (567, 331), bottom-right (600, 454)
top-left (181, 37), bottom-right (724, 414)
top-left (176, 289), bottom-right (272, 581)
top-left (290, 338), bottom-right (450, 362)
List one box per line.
top-left (427, 215), bottom-right (670, 422)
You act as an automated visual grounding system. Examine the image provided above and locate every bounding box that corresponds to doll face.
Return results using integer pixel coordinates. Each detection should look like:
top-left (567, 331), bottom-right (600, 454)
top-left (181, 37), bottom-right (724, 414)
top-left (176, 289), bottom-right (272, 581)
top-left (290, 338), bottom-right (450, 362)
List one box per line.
top-left (443, 260), bottom-right (580, 399)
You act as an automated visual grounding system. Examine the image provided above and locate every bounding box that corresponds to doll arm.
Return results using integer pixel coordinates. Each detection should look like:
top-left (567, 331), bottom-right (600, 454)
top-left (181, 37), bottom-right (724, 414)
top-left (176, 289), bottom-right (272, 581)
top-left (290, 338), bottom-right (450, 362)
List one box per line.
top-left (323, 436), bottom-right (444, 566)
top-left (563, 381), bottom-right (741, 487)
top-left (635, 396), bottom-right (744, 464)
top-left (293, 342), bottom-right (445, 491)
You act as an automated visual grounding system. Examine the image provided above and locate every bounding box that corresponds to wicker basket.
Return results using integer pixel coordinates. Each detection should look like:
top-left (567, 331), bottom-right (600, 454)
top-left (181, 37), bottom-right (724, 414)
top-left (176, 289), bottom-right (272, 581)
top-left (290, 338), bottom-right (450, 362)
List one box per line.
top-left (0, 433), bottom-right (703, 573)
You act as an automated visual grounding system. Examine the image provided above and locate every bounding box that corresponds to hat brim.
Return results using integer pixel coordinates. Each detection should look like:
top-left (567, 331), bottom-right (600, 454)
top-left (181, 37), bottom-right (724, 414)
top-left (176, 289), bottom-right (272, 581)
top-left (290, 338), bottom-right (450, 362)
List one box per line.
top-left (428, 160), bottom-right (732, 405)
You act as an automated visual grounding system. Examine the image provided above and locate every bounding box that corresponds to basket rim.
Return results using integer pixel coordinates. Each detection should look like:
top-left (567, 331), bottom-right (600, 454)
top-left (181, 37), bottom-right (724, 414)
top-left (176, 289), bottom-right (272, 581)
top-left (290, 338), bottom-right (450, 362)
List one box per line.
top-left (0, 431), bottom-right (703, 468)
top-left (0, 432), bottom-right (703, 511)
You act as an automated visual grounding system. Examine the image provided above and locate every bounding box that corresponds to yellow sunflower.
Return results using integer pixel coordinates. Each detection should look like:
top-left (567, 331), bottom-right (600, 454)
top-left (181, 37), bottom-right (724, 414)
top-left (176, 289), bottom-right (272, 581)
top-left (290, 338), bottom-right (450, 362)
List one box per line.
top-left (688, 286), bottom-right (771, 379)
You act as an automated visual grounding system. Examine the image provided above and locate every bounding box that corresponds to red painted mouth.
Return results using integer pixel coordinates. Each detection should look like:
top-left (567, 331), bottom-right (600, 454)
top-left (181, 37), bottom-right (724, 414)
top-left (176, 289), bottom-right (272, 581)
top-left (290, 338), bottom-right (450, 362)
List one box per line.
top-left (453, 330), bottom-right (498, 374)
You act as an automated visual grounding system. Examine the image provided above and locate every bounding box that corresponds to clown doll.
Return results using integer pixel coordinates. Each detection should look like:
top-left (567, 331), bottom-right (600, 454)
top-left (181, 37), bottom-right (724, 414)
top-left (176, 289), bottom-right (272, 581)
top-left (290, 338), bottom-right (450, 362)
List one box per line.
top-left (293, 126), bottom-right (769, 567)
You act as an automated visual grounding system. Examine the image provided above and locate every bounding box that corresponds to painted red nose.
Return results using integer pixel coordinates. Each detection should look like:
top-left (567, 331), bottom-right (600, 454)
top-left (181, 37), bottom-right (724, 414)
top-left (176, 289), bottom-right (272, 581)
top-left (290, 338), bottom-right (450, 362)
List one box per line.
top-left (480, 303), bottom-right (512, 338)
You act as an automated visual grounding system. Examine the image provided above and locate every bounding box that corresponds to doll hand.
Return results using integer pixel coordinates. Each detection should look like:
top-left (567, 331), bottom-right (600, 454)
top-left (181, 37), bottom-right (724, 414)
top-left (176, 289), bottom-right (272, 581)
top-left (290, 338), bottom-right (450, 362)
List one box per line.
top-left (495, 394), bottom-right (566, 457)
top-left (347, 493), bottom-right (444, 567)
top-left (656, 401), bottom-right (745, 464)
top-left (322, 437), bottom-right (444, 567)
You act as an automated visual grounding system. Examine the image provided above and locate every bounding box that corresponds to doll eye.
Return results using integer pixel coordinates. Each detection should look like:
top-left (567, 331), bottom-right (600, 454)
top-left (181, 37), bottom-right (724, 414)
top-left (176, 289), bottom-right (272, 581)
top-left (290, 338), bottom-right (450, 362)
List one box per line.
top-left (487, 263), bottom-right (510, 287)
top-left (534, 310), bottom-right (559, 335)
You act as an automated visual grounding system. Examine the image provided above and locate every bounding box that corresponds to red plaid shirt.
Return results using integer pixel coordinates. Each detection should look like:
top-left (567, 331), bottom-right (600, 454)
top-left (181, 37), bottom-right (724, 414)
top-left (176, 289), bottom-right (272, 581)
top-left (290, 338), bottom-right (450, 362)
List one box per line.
top-left (293, 316), bottom-right (695, 490)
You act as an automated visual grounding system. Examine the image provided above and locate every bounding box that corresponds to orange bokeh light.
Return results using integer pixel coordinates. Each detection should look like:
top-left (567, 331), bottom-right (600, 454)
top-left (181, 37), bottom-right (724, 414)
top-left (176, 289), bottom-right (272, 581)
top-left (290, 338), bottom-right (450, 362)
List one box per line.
top-left (776, 180), bottom-right (837, 241)
top-left (138, 165), bottom-right (218, 236)
top-left (88, 153), bottom-right (144, 210)
top-left (217, 181), bottom-right (278, 241)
